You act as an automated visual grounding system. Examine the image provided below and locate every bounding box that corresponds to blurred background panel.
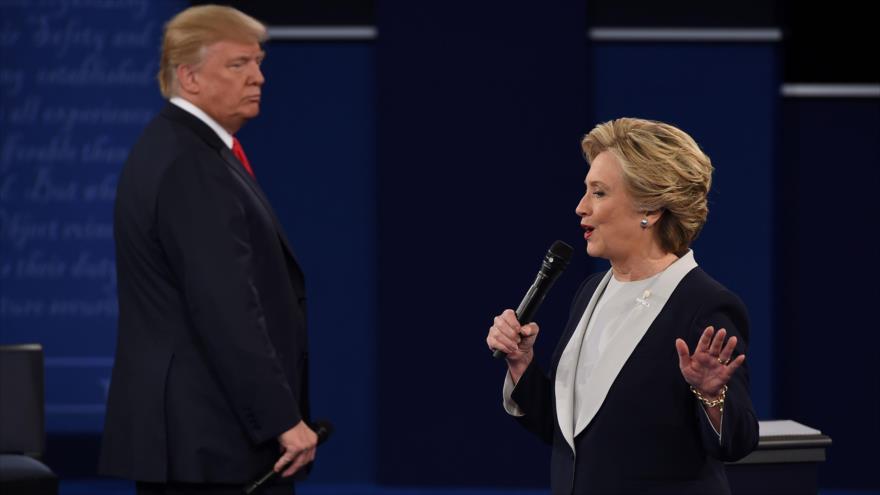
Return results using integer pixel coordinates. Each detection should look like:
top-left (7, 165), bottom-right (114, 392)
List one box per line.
top-left (192, 0), bottom-right (375, 26)
top-left (588, 0), bottom-right (778, 26)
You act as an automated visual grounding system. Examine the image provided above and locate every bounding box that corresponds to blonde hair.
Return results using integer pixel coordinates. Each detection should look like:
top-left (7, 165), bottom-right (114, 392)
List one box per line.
top-left (581, 118), bottom-right (714, 256)
top-left (158, 5), bottom-right (267, 98)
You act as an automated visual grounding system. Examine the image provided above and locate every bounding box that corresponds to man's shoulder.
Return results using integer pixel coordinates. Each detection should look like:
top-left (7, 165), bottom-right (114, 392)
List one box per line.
top-left (128, 108), bottom-right (216, 164)
top-left (141, 107), bottom-right (203, 145)
top-left (118, 108), bottom-right (224, 198)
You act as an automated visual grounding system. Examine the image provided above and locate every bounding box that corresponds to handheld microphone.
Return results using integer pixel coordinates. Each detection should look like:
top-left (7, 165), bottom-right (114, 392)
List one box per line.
top-left (242, 420), bottom-right (334, 495)
top-left (492, 240), bottom-right (573, 359)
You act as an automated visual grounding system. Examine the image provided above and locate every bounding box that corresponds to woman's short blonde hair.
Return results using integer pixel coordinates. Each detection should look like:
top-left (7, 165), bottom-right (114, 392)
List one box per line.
top-left (581, 118), bottom-right (714, 256)
top-left (158, 5), bottom-right (267, 98)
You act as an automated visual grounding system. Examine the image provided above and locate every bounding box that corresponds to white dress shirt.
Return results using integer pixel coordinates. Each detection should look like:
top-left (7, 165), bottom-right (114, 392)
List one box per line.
top-left (169, 97), bottom-right (234, 150)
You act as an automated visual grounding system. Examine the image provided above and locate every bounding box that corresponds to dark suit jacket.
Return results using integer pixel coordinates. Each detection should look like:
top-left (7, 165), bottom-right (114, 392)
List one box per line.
top-left (512, 267), bottom-right (759, 495)
top-left (99, 103), bottom-right (309, 483)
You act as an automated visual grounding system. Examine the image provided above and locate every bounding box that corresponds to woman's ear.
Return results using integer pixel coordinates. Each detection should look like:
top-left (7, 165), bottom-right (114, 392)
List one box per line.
top-left (642, 208), bottom-right (664, 228)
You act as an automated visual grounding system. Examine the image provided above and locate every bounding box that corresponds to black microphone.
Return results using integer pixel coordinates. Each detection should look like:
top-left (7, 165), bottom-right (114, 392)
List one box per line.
top-left (242, 420), bottom-right (334, 495)
top-left (492, 240), bottom-right (573, 359)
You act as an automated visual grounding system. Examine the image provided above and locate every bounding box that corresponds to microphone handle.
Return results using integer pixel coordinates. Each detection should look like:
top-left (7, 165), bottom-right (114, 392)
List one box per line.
top-left (492, 271), bottom-right (551, 359)
top-left (242, 422), bottom-right (330, 495)
top-left (516, 271), bottom-right (549, 324)
top-left (242, 469), bottom-right (276, 495)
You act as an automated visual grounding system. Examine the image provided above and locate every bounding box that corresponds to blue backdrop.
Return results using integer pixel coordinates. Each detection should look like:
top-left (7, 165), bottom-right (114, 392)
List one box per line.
top-left (1, 0), bottom-right (184, 432)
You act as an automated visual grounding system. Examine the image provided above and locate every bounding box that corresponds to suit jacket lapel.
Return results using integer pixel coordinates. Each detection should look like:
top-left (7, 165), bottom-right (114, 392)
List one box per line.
top-left (554, 270), bottom-right (613, 452)
top-left (550, 274), bottom-right (604, 372)
top-left (160, 103), bottom-right (304, 277)
top-left (219, 147), bottom-right (304, 274)
top-left (570, 251), bottom-right (699, 440)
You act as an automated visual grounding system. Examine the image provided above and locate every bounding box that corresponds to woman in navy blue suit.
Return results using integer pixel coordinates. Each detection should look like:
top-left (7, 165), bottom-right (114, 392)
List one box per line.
top-left (487, 118), bottom-right (758, 494)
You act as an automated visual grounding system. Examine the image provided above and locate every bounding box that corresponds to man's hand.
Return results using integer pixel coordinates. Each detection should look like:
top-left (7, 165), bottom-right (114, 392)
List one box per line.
top-left (274, 420), bottom-right (318, 477)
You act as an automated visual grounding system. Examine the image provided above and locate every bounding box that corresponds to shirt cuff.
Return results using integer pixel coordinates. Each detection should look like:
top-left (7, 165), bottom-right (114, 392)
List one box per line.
top-left (700, 403), bottom-right (723, 443)
top-left (502, 371), bottom-right (525, 417)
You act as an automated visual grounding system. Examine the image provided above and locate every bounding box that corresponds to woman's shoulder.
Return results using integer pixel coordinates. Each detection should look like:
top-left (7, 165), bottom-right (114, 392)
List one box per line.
top-left (678, 267), bottom-right (749, 316)
top-left (681, 267), bottom-right (735, 295)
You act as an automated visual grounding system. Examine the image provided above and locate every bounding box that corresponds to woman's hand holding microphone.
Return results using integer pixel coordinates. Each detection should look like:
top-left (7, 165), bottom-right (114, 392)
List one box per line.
top-left (487, 309), bottom-right (540, 383)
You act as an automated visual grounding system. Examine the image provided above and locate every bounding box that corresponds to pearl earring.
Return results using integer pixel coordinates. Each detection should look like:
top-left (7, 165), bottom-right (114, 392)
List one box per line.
top-left (640, 218), bottom-right (649, 229)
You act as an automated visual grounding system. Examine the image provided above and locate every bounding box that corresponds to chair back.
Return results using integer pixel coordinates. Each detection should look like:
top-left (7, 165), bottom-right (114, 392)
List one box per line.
top-left (0, 344), bottom-right (45, 458)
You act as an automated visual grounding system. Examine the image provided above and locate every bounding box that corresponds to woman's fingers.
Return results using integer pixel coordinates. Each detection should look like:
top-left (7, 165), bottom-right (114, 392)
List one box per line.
top-left (717, 335), bottom-right (738, 365)
top-left (708, 328), bottom-right (727, 356)
top-left (520, 322), bottom-right (539, 340)
top-left (488, 311), bottom-right (521, 353)
top-left (675, 338), bottom-right (692, 370)
top-left (488, 310), bottom-right (539, 355)
top-left (500, 309), bottom-right (521, 330)
top-left (488, 332), bottom-right (515, 353)
top-left (487, 328), bottom-right (517, 354)
top-left (677, 327), bottom-right (748, 391)
top-left (726, 354), bottom-right (746, 373)
top-left (493, 315), bottom-right (518, 337)
top-left (697, 326), bottom-right (715, 353)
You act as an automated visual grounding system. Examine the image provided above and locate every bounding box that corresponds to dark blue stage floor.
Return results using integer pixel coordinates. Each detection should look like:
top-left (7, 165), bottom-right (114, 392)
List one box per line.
top-left (59, 480), bottom-right (879, 495)
top-left (60, 480), bottom-right (552, 495)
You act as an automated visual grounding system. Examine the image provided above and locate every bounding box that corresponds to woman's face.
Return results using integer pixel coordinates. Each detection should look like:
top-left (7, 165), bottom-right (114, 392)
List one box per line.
top-left (575, 151), bottom-right (646, 262)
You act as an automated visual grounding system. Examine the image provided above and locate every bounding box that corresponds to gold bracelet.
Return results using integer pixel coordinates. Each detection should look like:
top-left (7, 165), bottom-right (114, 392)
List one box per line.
top-left (690, 384), bottom-right (727, 411)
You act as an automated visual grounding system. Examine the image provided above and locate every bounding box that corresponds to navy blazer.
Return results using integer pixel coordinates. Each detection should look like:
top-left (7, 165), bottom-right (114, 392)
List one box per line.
top-left (512, 267), bottom-right (759, 494)
top-left (100, 103), bottom-right (309, 483)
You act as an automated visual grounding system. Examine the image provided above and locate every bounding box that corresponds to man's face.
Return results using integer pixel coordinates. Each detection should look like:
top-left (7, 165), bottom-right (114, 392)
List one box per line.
top-left (190, 40), bottom-right (265, 134)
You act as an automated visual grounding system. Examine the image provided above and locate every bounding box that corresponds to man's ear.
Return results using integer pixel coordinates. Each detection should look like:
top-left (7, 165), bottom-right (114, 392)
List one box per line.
top-left (176, 64), bottom-right (199, 95)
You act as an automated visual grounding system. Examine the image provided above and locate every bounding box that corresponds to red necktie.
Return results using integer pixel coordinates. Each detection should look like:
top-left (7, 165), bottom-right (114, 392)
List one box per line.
top-left (232, 137), bottom-right (255, 178)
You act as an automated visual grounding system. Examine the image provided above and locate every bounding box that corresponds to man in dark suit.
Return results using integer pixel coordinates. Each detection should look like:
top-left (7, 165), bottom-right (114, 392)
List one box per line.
top-left (100, 6), bottom-right (316, 494)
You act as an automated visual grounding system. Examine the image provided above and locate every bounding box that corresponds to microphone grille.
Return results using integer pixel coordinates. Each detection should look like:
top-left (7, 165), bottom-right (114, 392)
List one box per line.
top-left (541, 240), bottom-right (573, 276)
top-left (549, 240), bottom-right (573, 262)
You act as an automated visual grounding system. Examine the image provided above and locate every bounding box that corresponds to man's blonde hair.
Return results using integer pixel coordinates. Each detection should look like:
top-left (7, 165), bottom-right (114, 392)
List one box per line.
top-left (581, 118), bottom-right (714, 256)
top-left (158, 5), bottom-right (267, 98)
